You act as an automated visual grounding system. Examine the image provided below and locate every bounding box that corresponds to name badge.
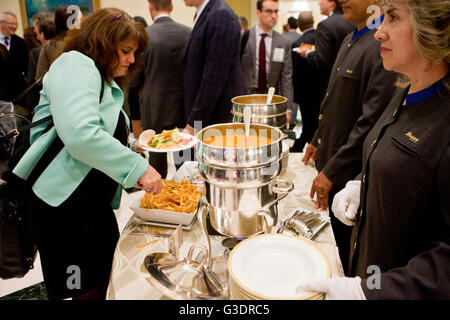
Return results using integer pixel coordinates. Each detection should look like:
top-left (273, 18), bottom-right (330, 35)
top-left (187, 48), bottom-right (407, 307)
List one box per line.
top-left (273, 48), bottom-right (285, 63)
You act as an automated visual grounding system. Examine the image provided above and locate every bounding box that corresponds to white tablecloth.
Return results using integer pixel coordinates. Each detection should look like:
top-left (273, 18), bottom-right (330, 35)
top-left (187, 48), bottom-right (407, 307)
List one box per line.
top-left (106, 153), bottom-right (345, 300)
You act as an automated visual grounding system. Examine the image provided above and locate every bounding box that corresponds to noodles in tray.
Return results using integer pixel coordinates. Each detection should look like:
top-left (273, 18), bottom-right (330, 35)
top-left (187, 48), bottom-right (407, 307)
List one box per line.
top-left (140, 180), bottom-right (202, 214)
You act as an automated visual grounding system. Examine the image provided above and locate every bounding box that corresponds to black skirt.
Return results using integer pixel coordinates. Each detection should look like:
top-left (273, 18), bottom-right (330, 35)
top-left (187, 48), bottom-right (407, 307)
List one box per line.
top-left (26, 112), bottom-right (128, 300)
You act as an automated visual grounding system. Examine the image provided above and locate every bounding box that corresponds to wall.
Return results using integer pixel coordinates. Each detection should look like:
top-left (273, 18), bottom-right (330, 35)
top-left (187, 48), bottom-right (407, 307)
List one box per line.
top-left (225, 0), bottom-right (251, 26)
top-left (1, 0), bottom-right (325, 39)
top-left (101, 0), bottom-right (196, 28)
top-left (0, 0), bottom-right (197, 38)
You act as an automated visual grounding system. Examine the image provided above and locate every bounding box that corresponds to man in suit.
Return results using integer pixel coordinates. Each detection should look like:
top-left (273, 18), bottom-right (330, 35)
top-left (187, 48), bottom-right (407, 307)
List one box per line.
top-left (302, 0), bottom-right (397, 273)
top-left (24, 13), bottom-right (55, 111)
top-left (0, 11), bottom-right (29, 103)
top-left (283, 16), bottom-right (301, 45)
top-left (128, 0), bottom-right (191, 178)
top-left (241, 0), bottom-right (294, 124)
top-left (296, 0), bottom-right (355, 101)
top-left (290, 12), bottom-right (321, 153)
top-left (182, 0), bottom-right (246, 136)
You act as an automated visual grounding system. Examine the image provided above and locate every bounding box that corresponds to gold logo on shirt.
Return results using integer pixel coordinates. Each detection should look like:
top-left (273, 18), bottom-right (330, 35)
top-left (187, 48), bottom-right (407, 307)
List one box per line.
top-left (405, 132), bottom-right (419, 143)
top-left (346, 69), bottom-right (353, 74)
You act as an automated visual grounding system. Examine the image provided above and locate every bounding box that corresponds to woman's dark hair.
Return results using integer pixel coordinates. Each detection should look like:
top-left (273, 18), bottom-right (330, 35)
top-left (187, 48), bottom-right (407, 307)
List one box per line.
top-left (23, 27), bottom-right (40, 51)
top-left (133, 16), bottom-right (148, 28)
top-left (61, 8), bottom-right (149, 86)
top-left (54, 5), bottom-right (72, 38)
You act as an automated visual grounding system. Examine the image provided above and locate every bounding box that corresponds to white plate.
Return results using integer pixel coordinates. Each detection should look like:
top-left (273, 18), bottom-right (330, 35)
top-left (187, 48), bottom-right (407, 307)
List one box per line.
top-left (228, 233), bottom-right (330, 299)
top-left (138, 129), bottom-right (197, 153)
top-left (129, 190), bottom-right (198, 226)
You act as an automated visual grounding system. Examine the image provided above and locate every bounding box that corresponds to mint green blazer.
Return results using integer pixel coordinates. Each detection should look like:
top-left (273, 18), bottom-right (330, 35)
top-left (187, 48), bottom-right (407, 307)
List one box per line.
top-left (13, 51), bottom-right (149, 209)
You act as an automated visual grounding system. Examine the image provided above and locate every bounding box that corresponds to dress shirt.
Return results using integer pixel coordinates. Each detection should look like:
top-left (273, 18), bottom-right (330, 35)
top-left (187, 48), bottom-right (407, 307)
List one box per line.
top-left (193, 0), bottom-right (210, 27)
top-left (0, 29), bottom-right (10, 50)
top-left (154, 14), bottom-right (170, 22)
top-left (253, 25), bottom-right (273, 90)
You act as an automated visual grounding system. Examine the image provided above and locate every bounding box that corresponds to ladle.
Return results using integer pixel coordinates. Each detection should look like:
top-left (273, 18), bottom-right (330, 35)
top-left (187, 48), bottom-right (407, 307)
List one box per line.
top-left (266, 87), bottom-right (275, 104)
top-left (243, 106), bottom-right (251, 137)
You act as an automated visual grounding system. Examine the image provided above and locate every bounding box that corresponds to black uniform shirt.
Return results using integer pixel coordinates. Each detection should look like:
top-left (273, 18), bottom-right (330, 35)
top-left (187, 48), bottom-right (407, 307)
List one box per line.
top-left (350, 82), bottom-right (450, 299)
top-left (311, 27), bottom-right (397, 189)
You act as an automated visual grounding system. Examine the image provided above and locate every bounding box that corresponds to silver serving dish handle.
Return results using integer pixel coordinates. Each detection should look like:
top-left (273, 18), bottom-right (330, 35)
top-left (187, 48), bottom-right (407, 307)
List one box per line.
top-left (271, 178), bottom-right (294, 200)
top-left (254, 178), bottom-right (294, 236)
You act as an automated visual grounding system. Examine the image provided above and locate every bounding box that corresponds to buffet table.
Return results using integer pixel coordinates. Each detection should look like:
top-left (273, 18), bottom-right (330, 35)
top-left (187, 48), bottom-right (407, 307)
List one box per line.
top-left (106, 153), bottom-right (345, 300)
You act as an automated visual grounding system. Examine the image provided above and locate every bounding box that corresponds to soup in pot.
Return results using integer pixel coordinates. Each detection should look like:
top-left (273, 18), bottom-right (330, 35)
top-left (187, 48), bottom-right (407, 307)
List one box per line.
top-left (202, 130), bottom-right (273, 148)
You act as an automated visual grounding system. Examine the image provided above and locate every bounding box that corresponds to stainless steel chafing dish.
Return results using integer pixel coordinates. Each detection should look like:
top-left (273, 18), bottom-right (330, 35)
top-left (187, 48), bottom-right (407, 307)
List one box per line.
top-left (231, 94), bottom-right (288, 128)
top-left (195, 123), bottom-right (294, 238)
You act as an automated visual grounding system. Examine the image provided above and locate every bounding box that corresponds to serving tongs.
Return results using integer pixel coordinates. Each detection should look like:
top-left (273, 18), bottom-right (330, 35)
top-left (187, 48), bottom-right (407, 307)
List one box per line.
top-left (278, 210), bottom-right (329, 239)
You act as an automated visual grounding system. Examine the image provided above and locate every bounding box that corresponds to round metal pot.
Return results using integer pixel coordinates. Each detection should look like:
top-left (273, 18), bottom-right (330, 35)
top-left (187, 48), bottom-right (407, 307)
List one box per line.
top-left (202, 178), bottom-right (294, 238)
top-left (195, 123), bottom-right (286, 168)
top-left (231, 94), bottom-right (288, 128)
top-left (195, 123), bottom-right (293, 238)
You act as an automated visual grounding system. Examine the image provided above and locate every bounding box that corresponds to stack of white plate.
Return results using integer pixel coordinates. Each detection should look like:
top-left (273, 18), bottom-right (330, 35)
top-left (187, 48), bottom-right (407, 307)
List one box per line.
top-left (228, 234), bottom-right (330, 300)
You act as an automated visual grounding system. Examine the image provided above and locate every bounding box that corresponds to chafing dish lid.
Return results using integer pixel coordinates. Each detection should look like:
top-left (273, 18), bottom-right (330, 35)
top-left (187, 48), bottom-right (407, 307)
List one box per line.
top-left (144, 244), bottom-right (227, 300)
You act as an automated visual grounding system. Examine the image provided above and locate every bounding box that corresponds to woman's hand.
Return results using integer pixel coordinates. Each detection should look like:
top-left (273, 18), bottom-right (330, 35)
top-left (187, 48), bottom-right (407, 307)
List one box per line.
top-left (183, 124), bottom-right (195, 136)
top-left (133, 141), bottom-right (145, 154)
top-left (137, 165), bottom-right (162, 194)
top-left (302, 143), bottom-right (318, 165)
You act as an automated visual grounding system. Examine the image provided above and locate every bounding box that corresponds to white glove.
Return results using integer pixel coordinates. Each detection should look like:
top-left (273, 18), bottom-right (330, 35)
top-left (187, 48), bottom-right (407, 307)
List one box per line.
top-left (332, 180), bottom-right (361, 226)
top-left (296, 277), bottom-right (366, 300)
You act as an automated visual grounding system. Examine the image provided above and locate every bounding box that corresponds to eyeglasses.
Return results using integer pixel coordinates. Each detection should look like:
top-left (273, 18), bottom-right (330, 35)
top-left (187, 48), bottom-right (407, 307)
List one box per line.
top-left (262, 9), bottom-right (279, 15)
top-left (1, 21), bottom-right (18, 26)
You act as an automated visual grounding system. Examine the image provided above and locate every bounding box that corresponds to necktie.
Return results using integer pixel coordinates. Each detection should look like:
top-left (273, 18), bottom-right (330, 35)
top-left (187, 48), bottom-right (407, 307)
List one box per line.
top-left (4, 37), bottom-right (9, 47)
top-left (258, 33), bottom-right (267, 94)
top-left (193, 13), bottom-right (197, 22)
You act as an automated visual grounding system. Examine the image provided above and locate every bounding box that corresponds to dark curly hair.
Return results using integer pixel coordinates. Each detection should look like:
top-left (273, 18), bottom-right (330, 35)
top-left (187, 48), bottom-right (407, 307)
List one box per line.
top-left (61, 8), bottom-right (149, 87)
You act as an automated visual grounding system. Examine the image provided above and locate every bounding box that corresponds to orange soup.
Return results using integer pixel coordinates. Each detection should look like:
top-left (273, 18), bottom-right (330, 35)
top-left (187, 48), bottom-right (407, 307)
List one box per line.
top-left (203, 133), bottom-right (272, 148)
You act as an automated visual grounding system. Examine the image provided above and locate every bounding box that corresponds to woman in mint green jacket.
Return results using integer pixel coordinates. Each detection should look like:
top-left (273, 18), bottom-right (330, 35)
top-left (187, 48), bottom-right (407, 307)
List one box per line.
top-left (13, 8), bottom-right (161, 300)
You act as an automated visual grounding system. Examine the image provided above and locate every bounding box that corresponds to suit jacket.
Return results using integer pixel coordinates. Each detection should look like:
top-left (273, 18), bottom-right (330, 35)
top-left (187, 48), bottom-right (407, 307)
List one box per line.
top-left (283, 30), bottom-right (301, 45)
top-left (291, 29), bottom-right (319, 106)
top-left (1, 34), bottom-right (29, 101)
top-left (24, 46), bottom-right (42, 111)
top-left (305, 12), bottom-right (355, 100)
top-left (130, 17), bottom-right (191, 132)
top-left (311, 29), bottom-right (397, 190)
top-left (13, 51), bottom-right (148, 209)
top-left (241, 27), bottom-right (294, 110)
top-left (183, 0), bottom-right (246, 128)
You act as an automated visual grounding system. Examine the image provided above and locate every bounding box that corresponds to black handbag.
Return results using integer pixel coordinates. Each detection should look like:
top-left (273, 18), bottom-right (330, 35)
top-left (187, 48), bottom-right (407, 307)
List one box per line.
top-left (0, 114), bottom-right (52, 279)
top-left (0, 77), bottom-right (42, 160)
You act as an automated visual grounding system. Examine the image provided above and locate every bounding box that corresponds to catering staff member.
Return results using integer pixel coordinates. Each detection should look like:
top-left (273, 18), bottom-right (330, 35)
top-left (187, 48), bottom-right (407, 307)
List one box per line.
top-left (298, 0), bottom-right (449, 299)
top-left (302, 0), bottom-right (397, 273)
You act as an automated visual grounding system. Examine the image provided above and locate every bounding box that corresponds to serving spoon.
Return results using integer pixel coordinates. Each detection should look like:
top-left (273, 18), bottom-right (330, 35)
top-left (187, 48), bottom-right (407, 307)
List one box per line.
top-left (266, 87), bottom-right (275, 105)
top-left (243, 106), bottom-right (252, 137)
